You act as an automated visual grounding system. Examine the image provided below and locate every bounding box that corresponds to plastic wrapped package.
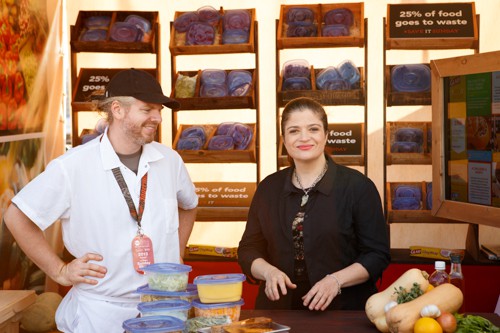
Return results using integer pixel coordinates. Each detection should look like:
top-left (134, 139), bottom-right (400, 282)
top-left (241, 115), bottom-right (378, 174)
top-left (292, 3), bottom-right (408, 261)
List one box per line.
top-left (223, 10), bottom-right (251, 31)
top-left (337, 60), bottom-right (360, 88)
top-left (283, 77), bottom-right (311, 91)
top-left (80, 29), bottom-right (107, 41)
top-left (392, 197), bottom-right (421, 210)
top-left (200, 83), bottom-right (228, 97)
top-left (227, 123), bottom-right (253, 150)
top-left (286, 7), bottom-right (315, 25)
top-left (173, 12), bottom-right (199, 33)
top-left (222, 29), bottom-right (249, 44)
top-left (395, 127), bottom-right (424, 145)
top-left (207, 135), bottom-right (234, 150)
top-left (227, 70), bottom-right (252, 96)
top-left (124, 15), bottom-right (151, 33)
top-left (282, 59), bottom-right (310, 80)
top-left (186, 22), bottom-right (215, 45)
top-left (201, 69), bottom-right (227, 85)
top-left (322, 24), bottom-right (350, 37)
top-left (323, 8), bottom-right (354, 27)
top-left (197, 6), bottom-right (220, 26)
top-left (179, 126), bottom-right (207, 146)
top-left (286, 23), bottom-right (317, 37)
top-left (391, 64), bottom-right (431, 92)
top-left (174, 74), bottom-right (197, 98)
top-left (110, 22), bottom-right (142, 42)
top-left (390, 141), bottom-right (422, 153)
top-left (84, 15), bottom-right (111, 29)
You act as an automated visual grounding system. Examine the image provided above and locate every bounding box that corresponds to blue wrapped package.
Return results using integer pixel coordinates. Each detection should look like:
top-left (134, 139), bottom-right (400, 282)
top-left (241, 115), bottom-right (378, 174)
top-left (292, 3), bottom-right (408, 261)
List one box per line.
top-left (395, 128), bottom-right (424, 145)
top-left (208, 135), bottom-right (234, 150)
top-left (323, 8), bottom-right (354, 27)
top-left (181, 126), bottom-right (207, 144)
top-left (186, 22), bottom-right (215, 45)
top-left (282, 60), bottom-right (310, 80)
top-left (110, 22), bottom-right (142, 42)
top-left (287, 23), bottom-right (317, 37)
top-left (124, 15), bottom-right (151, 33)
top-left (177, 137), bottom-right (204, 150)
top-left (200, 83), bottom-right (228, 97)
top-left (316, 66), bottom-right (342, 90)
top-left (228, 123), bottom-right (253, 150)
top-left (283, 77), bottom-right (311, 91)
top-left (201, 69), bottom-right (227, 85)
top-left (391, 141), bottom-right (422, 153)
top-left (223, 10), bottom-right (251, 31)
top-left (395, 185), bottom-right (422, 202)
top-left (80, 29), bottom-right (107, 41)
top-left (286, 8), bottom-right (315, 25)
top-left (391, 64), bottom-right (431, 92)
top-left (222, 29), bottom-right (249, 44)
top-left (197, 6), bottom-right (220, 26)
top-left (392, 197), bottom-right (421, 210)
top-left (322, 24), bottom-right (350, 37)
top-left (84, 16), bottom-right (111, 29)
top-left (337, 60), bottom-right (360, 88)
top-left (227, 70), bottom-right (252, 96)
top-left (173, 12), bottom-right (199, 33)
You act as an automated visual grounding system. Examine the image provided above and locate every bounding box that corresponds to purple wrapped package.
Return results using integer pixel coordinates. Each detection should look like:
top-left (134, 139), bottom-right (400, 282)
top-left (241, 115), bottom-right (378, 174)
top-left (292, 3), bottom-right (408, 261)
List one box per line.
top-left (283, 77), bottom-right (311, 91)
top-left (395, 185), bottom-right (422, 202)
top-left (228, 123), bottom-right (253, 150)
top-left (124, 15), bottom-right (151, 33)
top-left (216, 122), bottom-right (236, 135)
top-left (391, 141), bottom-right (422, 153)
top-left (391, 64), bottom-right (431, 93)
top-left (180, 126), bottom-right (207, 144)
top-left (222, 29), bottom-right (249, 44)
top-left (173, 12), bottom-right (199, 33)
top-left (322, 24), bottom-right (350, 37)
top-left (177, 137), bottom-right (204, 150)
top-left (208, 135), bottom-right (234, 150)
top-left (84, 16), bottom-right (111, 29)
top-left (286, 23), bottom-right (317, 37)
top-left (110, 22), bottom-right (142, 42)
top-left (80, 29), bottom-right (107, 42)
top-left (200, 83), bottom-right (228, 97)
top-left (392, 197), bottom-right (421, 210)
top-left (197, 6), bottom-right (220, 26)
top-left (186, 22), bottom-right (215, 45)
top-left (201, 69), bottom-right (227, 85)
top-left (227, 70), bottom-right (252, 96)
top-left (223, 10), bottom-right (251, 31)
top-left (286, 8), bottom-right (315, 25)
top-left (323, 8), bottom-right (354, 27)
top-left (395, 128), bottom-right (424, 145)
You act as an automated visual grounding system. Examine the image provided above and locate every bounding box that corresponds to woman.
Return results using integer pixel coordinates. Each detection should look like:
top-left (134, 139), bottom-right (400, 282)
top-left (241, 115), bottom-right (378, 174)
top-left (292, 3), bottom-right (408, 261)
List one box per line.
top-left (238, 97), bottom-right (390, 311)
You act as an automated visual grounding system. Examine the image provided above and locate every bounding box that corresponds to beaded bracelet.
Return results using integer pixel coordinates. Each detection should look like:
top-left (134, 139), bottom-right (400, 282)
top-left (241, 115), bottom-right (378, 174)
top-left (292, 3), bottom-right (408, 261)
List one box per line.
top-left (327, 274), bottom-right (342, 295)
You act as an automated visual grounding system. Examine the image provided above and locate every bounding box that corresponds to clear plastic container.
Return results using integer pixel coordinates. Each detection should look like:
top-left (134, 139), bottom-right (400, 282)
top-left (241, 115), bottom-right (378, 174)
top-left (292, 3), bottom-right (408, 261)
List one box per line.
top-left (193, 273), bottom-right (246, 303)
top-left (428, 261), bottom-right (449, 287)
top-left (136, 284), bottom-right (198, 318)
top-left (282, 59), bottom-right (310, 79)
top-left (138, 299), bottom-right (191, 321)
top-left (191, 298), bottom-right (244, 322)
top-left (200, 69), bottom-right (227, 85)
top-left (142, 263), bottom-right (192, 292)
top-left (391, 64), bottom-right (431, 92)
top-left (283, 77), bottom-right (311, 91)
top-left (227, 70), bottom-right (253, 96)
top-left (316, 66), bottom-right (343, 90)
top-left (122, 315), bottom-right (185, 333)
top-left (200, 83), bottom-right (228, 97)
top-left (337, 60), bottom-right (360, 88)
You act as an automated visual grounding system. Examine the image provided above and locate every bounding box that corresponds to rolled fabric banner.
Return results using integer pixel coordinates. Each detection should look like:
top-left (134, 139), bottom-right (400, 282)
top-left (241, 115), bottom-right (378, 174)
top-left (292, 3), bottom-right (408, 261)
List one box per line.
top-left (197, 6), bottom-right (220, 26)
top-left (177, 137), bottom-right (204, 150)
top-left (181, 126), bottom-right (207, 145)
top-left (286, 23), bottom-right (317, 37)
top-left (395, 127), bottom-right (424, 145)
top-left (80, 29), bottom-right (108, 41)
top-left (124, 15), bottom-right (151, 33)
top-left (323, 8), bottom-right (354, 27)
top-left (200, 83), bottom-right (228, 97)
top-left (223, 10), bottom-right (251, 31)
top-left (222, 29), bottom-right (249, 44)
top-left (228, 123), bottom-right (253, 150)
top-left (208, 135), bottom-right (234, 150)
top-left (286, 7), bottom-right (315, 25)
top-left (337, 60), bottom-right (360, 88)
top-left (283, 77), bottom-right (311, 91)
top-left (201, 69), bottom-right (227, 85)
top-left (390, 141), bottom-right (422, 153)
top-left (392, 197), bottom-right (421, 210)
top-left (186, 22), bottom-right (215, 45)
top-left (110, 22), bottom-right (142, 42)
top-left (395, 185), bottom-right (422, 202)
top-left (173, 12), bottom-right (199, 33)
top-left (322, 24), bottom-right (350, 37)
top-left (84, 16), bottom-right (111, 29)
top-left (391, 64), bottom-right (431, 92)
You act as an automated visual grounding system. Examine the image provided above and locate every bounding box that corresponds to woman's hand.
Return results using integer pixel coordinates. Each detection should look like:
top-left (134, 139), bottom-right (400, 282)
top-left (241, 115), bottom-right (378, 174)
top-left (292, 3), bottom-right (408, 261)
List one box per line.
top-left (56, 253), bottom-right (107, 286)
top-left (302, 274), bottom-right (341, 311)
top-left (263, 267), bottom-right (297, 301)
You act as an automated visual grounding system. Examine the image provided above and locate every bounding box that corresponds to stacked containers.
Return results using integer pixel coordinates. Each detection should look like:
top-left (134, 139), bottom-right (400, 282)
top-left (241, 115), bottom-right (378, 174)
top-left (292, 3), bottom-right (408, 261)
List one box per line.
top-left (137, 263), bottom-right (195, 322)
top-left (192, 273), bottom-right (246, 322)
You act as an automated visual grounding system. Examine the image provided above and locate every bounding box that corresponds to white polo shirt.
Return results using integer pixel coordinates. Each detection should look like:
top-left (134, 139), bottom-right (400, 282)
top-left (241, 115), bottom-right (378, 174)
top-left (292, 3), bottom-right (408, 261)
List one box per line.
top-left (12, 131), bottom-right (198, 298)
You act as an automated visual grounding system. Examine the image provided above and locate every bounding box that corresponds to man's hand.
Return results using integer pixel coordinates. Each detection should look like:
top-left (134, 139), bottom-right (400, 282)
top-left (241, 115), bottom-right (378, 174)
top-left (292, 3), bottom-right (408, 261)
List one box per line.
top-left (56, 253), bottom-right (107, 286)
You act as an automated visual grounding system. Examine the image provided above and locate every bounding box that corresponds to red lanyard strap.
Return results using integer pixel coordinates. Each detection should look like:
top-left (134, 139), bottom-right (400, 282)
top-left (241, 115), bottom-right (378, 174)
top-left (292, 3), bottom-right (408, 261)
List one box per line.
top-left (112, 167), bottom-right (148, 228)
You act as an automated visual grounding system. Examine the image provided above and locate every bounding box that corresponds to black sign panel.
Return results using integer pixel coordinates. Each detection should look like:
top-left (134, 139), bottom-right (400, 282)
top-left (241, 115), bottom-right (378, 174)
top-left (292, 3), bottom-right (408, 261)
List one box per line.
top-left (325, 123), bottom-right (362, 156)
top-left (73, 68), bottom-right (157, 103)
top-left (388, 3), bottom-right (475, 39)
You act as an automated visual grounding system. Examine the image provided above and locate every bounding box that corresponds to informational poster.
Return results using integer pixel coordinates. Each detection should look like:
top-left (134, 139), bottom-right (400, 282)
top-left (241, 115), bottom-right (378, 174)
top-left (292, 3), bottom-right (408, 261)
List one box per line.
top-left (325, 123), bottom-right (363, 156)
top-left (195, 182), bottom-right (255, 207)
top-left (468, 162), bottom-right (491, 205)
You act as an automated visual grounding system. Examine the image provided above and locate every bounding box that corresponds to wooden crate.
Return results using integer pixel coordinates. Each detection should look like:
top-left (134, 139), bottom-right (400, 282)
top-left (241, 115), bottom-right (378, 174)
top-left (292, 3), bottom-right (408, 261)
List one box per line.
top-left (71, 11), bottom-right (158, 53)
top-left (171, 69), bottom-right (256, 110)
top-left (169, 7), bottom-right (255, 55)
top-left (277, 66), bottom-right (365, 107)
top-left (277, 3), bottom-right (364, 49)
top-left (386, 64), bottom-right (431, 106)
top-left (386, 122), bottom-right (431, 165)
top-left (173, 123), bottom-right (256, 163)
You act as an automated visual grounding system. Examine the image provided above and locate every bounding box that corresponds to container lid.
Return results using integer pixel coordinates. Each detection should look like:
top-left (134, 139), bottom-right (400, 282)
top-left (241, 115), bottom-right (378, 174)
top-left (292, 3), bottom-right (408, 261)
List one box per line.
top-left (142, 263), bottom-right (192, 275)
top-left (138, 299), bottom-right (191, 313)
top-left (201, 69), bottom-right (227, 85)
top-left (435, 261), bottom-right (446, 270)
top-left (136, 284), bottom-right (198, 297)
top-left (283, 77), bottom-right (311, 91)
top-left (122, 315), bottom-right (185, 333)
top-left (193, 273), bottom-right (246, 285)
top-left (192, 298), bottom-right (244, 309)
top-left (124, 15), bottom-right (152, 33)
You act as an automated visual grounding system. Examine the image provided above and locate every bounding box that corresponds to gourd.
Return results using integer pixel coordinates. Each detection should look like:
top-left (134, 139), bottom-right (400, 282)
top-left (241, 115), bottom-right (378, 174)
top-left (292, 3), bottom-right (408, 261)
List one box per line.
top-left (365, 268), bottom-right (429, 332)
top-left (385, 283), bottom-right (463, 333)
top-left (21, 292), bottom-right (62, 333)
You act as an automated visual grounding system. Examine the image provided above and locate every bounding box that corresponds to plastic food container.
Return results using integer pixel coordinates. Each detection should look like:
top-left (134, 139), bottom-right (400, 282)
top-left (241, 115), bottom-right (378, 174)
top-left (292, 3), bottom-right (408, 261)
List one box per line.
top-left (138, 299), bottom-right (191, 321)
top-left (193, 273), bottom-right (245, 303)
top-left (136, 284), bottom-right (198, 318)
top-left (191, 298), bottom-right (244, 322)
top-left (142, 263), bottom-right (192, 292)
top-left (122, 315), bottom-right (185, 333)
top-left (282, 59), bottom-right (310, 79)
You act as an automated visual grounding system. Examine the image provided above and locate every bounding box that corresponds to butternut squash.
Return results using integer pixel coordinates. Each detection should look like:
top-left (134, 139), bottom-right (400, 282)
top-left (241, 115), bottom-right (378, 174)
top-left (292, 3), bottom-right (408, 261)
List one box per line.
top-left (385, 283), bottom-right (463, 333)
top-left (365, 268), bottom-right (429, 332)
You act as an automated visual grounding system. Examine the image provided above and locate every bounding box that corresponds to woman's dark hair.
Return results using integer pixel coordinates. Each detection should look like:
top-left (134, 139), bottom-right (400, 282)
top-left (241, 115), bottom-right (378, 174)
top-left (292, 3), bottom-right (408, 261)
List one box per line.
top-left (281, 97), bottom-right (328, 137)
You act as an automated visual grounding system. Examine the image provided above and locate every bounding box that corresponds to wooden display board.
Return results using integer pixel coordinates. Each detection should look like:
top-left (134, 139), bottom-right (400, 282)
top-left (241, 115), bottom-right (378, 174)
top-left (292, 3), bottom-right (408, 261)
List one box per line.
top-left (431, 50), bottom-right (500, 228)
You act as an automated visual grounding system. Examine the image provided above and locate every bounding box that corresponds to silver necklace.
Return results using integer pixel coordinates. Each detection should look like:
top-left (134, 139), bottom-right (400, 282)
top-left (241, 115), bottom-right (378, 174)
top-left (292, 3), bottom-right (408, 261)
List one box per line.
top-left (294, 161), bottom-right (328, 207)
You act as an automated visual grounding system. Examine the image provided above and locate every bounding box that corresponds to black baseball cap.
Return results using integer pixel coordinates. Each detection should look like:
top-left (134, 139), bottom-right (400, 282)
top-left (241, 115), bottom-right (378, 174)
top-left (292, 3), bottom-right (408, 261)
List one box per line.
top-left (105, 69), bottom-right (180, 109)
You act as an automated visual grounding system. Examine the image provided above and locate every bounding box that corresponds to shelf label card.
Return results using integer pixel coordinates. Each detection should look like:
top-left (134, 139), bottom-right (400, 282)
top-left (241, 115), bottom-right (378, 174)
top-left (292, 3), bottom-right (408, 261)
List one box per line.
top-left (325, 123), bottom-right (363, 156)
top-left (195, 182), bottom-right (256, 207)
top-left (387, 3), bottom-right (475, 39)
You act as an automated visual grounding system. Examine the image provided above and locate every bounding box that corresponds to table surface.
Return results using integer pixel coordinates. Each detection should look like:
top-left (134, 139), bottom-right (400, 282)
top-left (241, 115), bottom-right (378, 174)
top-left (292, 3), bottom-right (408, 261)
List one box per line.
top-left (0, 290), bottom-right (36, 324)
top-left (239, 310), bottom-right (500, 332)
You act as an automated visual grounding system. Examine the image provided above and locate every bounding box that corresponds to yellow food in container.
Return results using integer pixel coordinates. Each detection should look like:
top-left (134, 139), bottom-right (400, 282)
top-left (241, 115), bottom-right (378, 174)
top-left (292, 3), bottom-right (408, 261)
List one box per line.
top-left (193, 273), bottom-right (246, 303)
top-left (191, 298), bottom-right (244, 322)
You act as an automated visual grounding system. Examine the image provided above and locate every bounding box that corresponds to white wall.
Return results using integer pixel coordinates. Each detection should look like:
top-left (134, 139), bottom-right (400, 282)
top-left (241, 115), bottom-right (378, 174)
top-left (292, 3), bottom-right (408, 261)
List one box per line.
top-left (67, 0), bottom-right (500, 249)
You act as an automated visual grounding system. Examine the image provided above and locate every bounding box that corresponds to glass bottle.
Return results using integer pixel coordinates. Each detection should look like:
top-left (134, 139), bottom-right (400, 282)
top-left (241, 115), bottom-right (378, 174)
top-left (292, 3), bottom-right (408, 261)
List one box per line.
top-left (449, 252), bottom-right (465, 311)
top-left (428, 260), bottom-right (449, 287)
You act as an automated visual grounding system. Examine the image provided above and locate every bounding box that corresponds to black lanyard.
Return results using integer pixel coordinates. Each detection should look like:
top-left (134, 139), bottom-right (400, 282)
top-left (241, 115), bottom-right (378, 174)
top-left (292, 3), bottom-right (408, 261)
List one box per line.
top-left (112, 167), bottom-right (148, 230)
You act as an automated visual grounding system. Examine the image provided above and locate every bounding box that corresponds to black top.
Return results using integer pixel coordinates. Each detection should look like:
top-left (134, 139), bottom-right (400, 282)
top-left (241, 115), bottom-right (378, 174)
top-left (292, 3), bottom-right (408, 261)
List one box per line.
top-left (238, 156), bottom-right (391, 310)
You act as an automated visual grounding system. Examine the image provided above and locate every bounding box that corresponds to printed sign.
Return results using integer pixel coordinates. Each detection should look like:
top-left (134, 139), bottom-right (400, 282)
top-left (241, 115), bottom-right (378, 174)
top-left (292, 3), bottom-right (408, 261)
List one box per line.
top-left (195, 182), bottom-right (256, 207)
top-left (388, 3), bottom-right (475, 39)
top-left (325, 123), bottom-right (363, 156)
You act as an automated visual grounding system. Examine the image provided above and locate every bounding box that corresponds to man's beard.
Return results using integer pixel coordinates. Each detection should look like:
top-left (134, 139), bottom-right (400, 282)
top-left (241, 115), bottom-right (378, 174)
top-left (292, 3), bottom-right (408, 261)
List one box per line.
top-left (123, 119), bottom-right (158, 146)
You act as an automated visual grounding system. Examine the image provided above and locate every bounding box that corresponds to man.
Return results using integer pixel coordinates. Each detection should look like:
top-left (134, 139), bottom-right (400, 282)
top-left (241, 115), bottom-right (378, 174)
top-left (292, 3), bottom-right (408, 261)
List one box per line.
top-left (4, 69), bottom-right (198, 332)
